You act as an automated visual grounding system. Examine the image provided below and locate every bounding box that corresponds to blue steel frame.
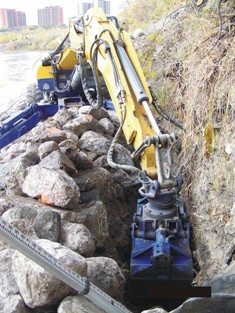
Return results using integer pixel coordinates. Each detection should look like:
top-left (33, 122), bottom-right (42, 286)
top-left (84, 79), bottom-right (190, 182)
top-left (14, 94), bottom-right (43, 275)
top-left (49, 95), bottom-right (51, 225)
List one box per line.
top-left (0, 103), bottom-right (58, 149)
top-left (130, 182), bottom-right (193, 283)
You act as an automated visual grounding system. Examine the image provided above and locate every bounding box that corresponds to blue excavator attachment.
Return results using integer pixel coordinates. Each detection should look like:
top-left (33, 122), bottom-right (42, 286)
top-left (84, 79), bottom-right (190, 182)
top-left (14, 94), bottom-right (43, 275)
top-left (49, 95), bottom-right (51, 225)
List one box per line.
top-left (131, 177), bottom-right (192, 281)
top-left (129, 176), bottom-right (211, 300)
top-left (0, 102), bottom-right (58, 149)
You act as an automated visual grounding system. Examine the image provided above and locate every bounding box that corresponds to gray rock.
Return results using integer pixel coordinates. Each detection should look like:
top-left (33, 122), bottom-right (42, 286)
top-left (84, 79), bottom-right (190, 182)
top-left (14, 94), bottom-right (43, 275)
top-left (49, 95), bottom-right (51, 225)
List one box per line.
top-left (58, 295), bottom-right (105, 313)
top-left (74, 150), bottom-right (93, 170)
top-left (80, 189), bottom-right (101, 203)
top-left (12, 239), bottom-right (87, 308)
top-left (0, 160), bottom-right (15, 190)
top-left (0, 142), bottom-right (28, 160)
top-left (22, 165), bottom-right (80, 209)
top-left (93, 155), bottom-right (109, 169)
top-left (63, 131), bottom-right (79, 143)
top-left (107, 110), bottom-right (120, 126)
top-left (3, 295), bottom-right (30, 313)
top-left (59, 139), bottom-right (78, 152)
top-left (31, 123), bottom-right (68, 143)
top-left (25, 142), bottom-right (39, 155)
top-left (0, 198), bottom-right (12, 216)
top-left (87, 257), bottom-right (125, 300)
top-left (206, 261), bottom-right (235, 294)
top-left (114, 144), bottom-right (134, 167)
top-left (2, 206), bottom-right (61, 241)
top-left (112, 169), bottom-right (140, 188)
top-left (80, 131), bottom-right (134, 166)
top-left (4, 151), bottom-right (39, 196)
top-left (38, 141), bottom-right (59, 159)
top-left (33, 210), bottom-right (61, 242)
top-left (79, 131), bottom-right (111, 158)
top-left (63, 114), bottom-right (100, 137)
top-left (2, 206), bottom-right (37, 223)
top-left (11, 219), bottom-right (38, 239)
top-left (75, 167), bottom-right (110, 192)
top-left (53, 109), bottom-right (75, 127)
top-left (53, 208), bottom-right (85, 224)
top-left (99, 117), bottom-right (115, 136)
top-left (170, 294), bottom-right (235, 313)
top-left (87, 107), bottom-right (109, 120)
top-left (0, 249), bottom-right (19, 299)
top-left (39, 150), bottom-right (77, 175)
top-left (80, 201), bottom-right (108, 249)
top-left (60, 222), bottom-right (95, 257)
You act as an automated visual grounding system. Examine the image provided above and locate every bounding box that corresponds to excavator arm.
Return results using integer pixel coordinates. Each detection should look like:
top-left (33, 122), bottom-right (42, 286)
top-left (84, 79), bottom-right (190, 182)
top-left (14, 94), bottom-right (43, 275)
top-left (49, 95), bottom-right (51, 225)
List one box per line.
top-left (67, 9), bottom-right (158, 178)
top-left (64, 8), bottom-right (195, 295)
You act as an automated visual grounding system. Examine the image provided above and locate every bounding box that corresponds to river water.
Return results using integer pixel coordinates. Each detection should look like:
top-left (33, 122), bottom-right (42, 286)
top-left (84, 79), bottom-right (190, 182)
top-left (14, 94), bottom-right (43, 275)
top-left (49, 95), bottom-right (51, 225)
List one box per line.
top-left (0, 51), bottom-right (46, 114)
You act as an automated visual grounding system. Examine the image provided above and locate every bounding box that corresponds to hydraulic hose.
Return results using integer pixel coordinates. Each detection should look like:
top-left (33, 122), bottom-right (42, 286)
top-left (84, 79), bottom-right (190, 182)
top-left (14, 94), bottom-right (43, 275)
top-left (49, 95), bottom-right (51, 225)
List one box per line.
top-left (149, 87), bottom-right (185, 131)
top-left (107, 103), bottom-right (144, 178)
top-left (78, 55), bottom-right (99, 107)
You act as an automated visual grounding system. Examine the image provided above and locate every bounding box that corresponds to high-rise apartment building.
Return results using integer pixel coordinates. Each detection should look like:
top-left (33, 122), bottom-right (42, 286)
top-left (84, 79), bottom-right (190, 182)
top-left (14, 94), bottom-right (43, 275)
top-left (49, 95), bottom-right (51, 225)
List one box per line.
top-left (78, 1), bottom-right (111, 15)
top-left (38, 6), bottom-right (63, 26)
top-left (0, 8), bottom-right (26, 29)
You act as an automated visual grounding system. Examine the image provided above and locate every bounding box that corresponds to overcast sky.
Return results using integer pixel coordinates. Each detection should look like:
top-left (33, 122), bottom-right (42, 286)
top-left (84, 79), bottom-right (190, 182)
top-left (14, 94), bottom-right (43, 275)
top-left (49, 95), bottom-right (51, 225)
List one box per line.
top-left (3, 0), bottom-right (122, 25)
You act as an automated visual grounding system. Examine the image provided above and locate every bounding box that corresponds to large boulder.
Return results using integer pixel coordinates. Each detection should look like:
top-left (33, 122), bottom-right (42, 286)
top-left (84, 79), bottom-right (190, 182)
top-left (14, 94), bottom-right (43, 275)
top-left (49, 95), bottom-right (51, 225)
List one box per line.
top-left (169, 294), bottom-right (235, 313)
top-left (79, 130), bottom-right (134, 166)
top-left (72, 150), bottom-right (93, 170)
top-left (1, 151), bottom-right (39, 195)
top-left (39, 150), bottom-right (77, 175)
top-left (53, 108), bottom-right (75, 128)
top-left (60, 222), bottom-right (95, 257)
top-left (98, 117), bottom-right (115, 136)
top-left (206, 261), bottom-right (235, 294)
top-left (86, 256), bottom-right (125, 300)
top-left (85, 107), bottom-right (109, 120)
top-left (75, 167), bottom-right (112, 204)
top-left (2, 206), bottom-right (61, 242)
top-left (22, 165), bottom-right (80, 209)
top-left (12, 239), bottom-right (87, 308)
top-left (63, 114), bottom-right (100, 137)
top-left (79, 131), bottom-right (111, 158)
top-left (2, 206), bottom-right (37, 223)
top-left (29, 124), bottom-right (68, 144)
top-left (75, 167), bottom-right (110, 192)
top-left (33, 209), bottom-right (61, 242)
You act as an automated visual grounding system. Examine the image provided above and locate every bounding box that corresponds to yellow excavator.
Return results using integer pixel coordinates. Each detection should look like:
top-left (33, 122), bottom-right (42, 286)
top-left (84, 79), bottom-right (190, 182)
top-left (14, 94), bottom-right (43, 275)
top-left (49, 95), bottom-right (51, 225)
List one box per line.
top-left (0, 8), bottom-right (211, 302)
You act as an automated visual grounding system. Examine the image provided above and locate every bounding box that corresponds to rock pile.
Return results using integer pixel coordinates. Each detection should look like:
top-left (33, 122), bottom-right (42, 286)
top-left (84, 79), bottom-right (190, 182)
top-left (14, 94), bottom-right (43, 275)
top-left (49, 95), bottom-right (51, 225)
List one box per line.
top-left (0, 106), bottom-right (139, 313)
